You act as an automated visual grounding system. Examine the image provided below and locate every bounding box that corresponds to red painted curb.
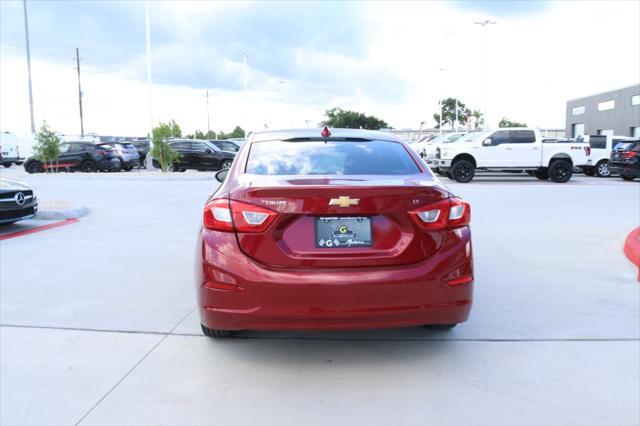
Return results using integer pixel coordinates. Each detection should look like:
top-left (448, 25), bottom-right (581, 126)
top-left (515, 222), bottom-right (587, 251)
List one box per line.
top-left (0, 218), bottom-right (79, 241)
top-left (623, 227), bottom-right (640, 280)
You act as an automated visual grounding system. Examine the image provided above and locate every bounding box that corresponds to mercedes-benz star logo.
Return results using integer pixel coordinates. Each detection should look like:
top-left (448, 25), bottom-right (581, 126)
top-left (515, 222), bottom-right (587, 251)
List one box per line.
top-left (14, 192), bottom-right (26, 206)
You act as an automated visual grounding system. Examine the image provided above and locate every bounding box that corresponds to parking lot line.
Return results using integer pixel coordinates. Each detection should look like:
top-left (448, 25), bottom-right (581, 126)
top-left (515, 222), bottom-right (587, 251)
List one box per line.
top-left (0, 218), bottom-right (79, 241)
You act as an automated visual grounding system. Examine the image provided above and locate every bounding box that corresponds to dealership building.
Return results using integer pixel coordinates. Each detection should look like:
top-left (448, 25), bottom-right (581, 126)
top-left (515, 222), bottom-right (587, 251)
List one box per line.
top-left (566, 84), bottom-right (640, 138)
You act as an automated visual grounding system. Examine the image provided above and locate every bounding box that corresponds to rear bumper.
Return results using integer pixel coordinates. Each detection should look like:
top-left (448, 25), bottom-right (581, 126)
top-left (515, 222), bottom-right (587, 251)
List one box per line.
top-left (609, 162), bottom-right (640, 177)
top-left (196, 228), bottom-right (474, 331)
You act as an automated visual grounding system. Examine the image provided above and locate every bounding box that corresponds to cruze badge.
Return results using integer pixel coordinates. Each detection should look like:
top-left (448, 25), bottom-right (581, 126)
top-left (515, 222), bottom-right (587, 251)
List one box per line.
top-left (329, 196), bottom-right (359, 208)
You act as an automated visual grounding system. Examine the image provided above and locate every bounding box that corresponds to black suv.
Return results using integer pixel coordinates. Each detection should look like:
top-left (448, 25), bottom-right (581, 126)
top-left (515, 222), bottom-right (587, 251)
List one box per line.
top-left (23, 142), bottom-right (120, 173)
top-left (152, 139), bottom-right (235, 171)
top-left (609, 140), bottom-right (640, 181)
top-left (208, 139), bottom-right (240, 152)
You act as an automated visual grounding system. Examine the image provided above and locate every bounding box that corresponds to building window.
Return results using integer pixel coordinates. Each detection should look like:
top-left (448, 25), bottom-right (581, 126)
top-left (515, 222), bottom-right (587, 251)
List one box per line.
top-left (598, 129), bottom-right (614, 137)
top-left (572, 123), bottom-right (585, 138)
top-left (572, 106), bottom-right (585, 115)
top-left (597, 100), bottom-right (615, 111)
top-left (632, 95), bottom-right (640, 106)
top-left (632, 127), bottom-right (640, 138)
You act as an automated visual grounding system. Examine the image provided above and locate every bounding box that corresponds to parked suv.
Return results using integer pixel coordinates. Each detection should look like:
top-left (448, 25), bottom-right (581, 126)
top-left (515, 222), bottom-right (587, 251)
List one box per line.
top-left (578, 134), bottom-right (634, 177)
top-left (98, 142), bottom-right (140, 171)
top-left (152, 139), bottom-right (236, 171)
top-left (23, 142), bottom-right (120, 173)
top-left (208, 140), bottom-right (241, 152)
top-left (128, 139), bottom-right (150, 166)
top-left (609, 140), bottom-right (640, 181)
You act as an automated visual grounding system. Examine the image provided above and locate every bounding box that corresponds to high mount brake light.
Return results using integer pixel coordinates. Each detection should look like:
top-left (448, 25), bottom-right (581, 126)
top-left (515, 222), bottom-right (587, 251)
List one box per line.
top-left (408, 198), bottom-right (471, 231)
top-left (203, 199), bottom-right (277, 233)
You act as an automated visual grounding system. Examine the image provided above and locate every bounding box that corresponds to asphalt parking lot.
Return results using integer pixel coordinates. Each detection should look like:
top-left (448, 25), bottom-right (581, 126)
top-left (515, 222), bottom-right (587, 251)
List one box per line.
top-left (1, 167), bottom-right (638, 426)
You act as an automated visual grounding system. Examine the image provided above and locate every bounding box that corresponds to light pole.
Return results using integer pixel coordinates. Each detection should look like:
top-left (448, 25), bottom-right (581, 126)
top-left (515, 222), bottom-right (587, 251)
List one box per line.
top-left (22, 0), bottom-right (35, 135)
top-left (436, 67), bottom-right (447, 136)
top-left (144, 1), bottom-right (155, 169)
top-left (474, 19), bottom-right (496, 129)
top-left (240, 52), bottom-right (249, 140)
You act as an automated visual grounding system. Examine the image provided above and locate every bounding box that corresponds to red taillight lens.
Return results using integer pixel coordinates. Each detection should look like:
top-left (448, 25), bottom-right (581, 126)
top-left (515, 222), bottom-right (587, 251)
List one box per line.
top-left (408, 198), bottom-right (471, 231)
top-left (623, 151), bottom-right (637, 158)
top-left (203, 199), bottom-right (234, 232)
top-left (203, 199), bottom-right (277, 233)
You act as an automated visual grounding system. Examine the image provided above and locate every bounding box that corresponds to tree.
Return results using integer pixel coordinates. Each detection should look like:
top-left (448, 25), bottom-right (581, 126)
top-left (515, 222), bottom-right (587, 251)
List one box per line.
top-left (321, 108), bottom-right (389, 130)
top-left (432, 98), bottom-right (470, 129)
top-left (33, 121), bottom-right (61, 172)
top-left (498, 117), bottom-right (528, 128)
top-left (150, 120), bottom-right (182, 172)
top-left (472, 110), bottom-right (485, 129)
top-left (217, 126), bottom-right (245, 140)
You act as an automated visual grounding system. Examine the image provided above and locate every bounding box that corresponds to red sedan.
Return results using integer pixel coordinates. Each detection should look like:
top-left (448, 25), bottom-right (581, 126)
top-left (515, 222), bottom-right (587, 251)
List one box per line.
top-left (196, 128), bottom-right (473, 337)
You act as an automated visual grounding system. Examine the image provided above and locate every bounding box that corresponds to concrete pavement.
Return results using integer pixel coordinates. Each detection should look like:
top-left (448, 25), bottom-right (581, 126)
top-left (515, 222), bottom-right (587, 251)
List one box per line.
top-left (1, 168), bottom-right (638, 425)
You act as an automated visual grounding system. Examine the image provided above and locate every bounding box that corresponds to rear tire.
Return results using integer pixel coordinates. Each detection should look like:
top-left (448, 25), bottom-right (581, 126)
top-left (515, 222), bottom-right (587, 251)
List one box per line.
top-left (583, 168), bottom-right (596, 176)
top-left (595, 160), bottom-right (611, 177)
top-left (450, 159), bottom-right (475, 183)
top-left (220, 159), bottom-right (232, 170)
top-left (2, 162), bottom-right (11, 168)
top-left (81, 160), bottom-right (97, 173)
top-left (123, 165), bottom-right (133, 171)
top-left (425, 323), bottom-right (457, 330)
top-left (621, 174), bottom-right (636, 181)
top-left (534, 168), bottom-right (549, 180)
top-left (201, 324), bottom-right (233, 338)
top-left (548, 159), bottom-right (573, 183)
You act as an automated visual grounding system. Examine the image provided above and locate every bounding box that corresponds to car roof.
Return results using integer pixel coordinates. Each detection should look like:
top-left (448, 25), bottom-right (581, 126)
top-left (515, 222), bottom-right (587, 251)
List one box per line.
top-left (250, 128), bottom-right (404, 143)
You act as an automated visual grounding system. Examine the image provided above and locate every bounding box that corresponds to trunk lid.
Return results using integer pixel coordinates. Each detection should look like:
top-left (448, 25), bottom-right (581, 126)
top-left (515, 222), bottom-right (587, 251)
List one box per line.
top-left (229, 175), bottom-right (450, 268)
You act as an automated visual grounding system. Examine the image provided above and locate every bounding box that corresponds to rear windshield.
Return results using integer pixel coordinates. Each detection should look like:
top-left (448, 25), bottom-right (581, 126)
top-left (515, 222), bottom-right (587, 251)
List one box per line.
top-left (613, 142), bottom-right (638, 151)
top-left (246, 140), bottom-right (420, 175)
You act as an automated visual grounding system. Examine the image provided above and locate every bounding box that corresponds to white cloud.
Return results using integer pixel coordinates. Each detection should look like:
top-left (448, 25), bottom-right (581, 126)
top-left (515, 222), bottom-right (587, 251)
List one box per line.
top-left (1, 0), bottom-right (638, 140)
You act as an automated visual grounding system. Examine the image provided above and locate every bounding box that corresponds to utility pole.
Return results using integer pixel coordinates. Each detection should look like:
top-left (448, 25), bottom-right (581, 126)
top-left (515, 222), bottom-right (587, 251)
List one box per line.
top-left (206, 89), bottom-right (211, 139)
top-left (474, 19), bottom-right (496, 129)
top-left (144, 1), bottom-right (155, 169)
top-left (75, 47), bottom-right (84, 137)
top-left (241, 52), bottom-right (248, 140)
top-left (22, 0), bottom-right (35, 134)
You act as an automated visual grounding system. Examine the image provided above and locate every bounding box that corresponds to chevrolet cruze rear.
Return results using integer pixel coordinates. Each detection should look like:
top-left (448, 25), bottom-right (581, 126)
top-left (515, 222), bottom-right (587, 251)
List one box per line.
top-left (196, 128), bottom-right (473, 337)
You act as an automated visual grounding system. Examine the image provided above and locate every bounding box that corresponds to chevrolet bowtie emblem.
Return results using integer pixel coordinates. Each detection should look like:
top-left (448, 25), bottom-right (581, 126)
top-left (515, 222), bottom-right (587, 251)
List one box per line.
top-left (329, 196), bottom-right (359, 208)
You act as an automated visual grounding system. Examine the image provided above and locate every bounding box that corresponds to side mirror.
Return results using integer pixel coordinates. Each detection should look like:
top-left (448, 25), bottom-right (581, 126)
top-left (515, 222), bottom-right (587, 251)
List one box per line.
top-left (482, 138), bottom-right (493, 146)
top-left (205, 148), bottom-right (212, 154)
top-left (215, 169), bottom-right (228, 183)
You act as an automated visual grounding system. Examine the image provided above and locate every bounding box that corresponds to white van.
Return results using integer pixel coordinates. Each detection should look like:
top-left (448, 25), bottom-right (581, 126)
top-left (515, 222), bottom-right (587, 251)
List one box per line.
top-left (578, 134), bottom-right (634, 177)
top-left (0, 132), bottom-right (24, 168)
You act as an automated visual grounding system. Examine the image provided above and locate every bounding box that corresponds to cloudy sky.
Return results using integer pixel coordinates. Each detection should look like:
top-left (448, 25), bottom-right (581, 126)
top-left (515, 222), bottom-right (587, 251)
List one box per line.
top-left (1, 0), bottom-right (639, 138)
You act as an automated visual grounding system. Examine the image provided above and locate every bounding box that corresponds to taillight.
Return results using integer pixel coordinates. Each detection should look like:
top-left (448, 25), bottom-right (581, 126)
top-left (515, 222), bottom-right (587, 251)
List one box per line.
top-left (623, 151), bottom-right (637, 159)
top-left (584, 146), bottom-right (591, 156)
top-left (408, 198), bottom-right (471, 231)
top-left (203, 199), bottom-right (277, 233)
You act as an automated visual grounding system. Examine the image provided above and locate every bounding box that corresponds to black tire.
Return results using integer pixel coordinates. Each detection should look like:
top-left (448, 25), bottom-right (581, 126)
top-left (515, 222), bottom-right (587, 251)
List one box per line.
top-left (2, 162), bottom-right (12, 168)
top-left (110, 158), bottom-right (122, 172)
top-left (220, 159), bottom-right (233, 171)
top-left (572, 166), bottom-right (582, 174)
top-left (152, 159), bottom-right (161, 169)
top-left (201, 323), bottom-right (233, 338)
top-left (595, 160), bottom-right (611, 177)
top-left (450, 159), bottom-right (475, 183)
top-left (583, 168), bottom-right (596, 176)
top-left (548, 159), bottom-right (573, 183)
top-left (168, 163), bottom-right (179, 172)
top-left (178, 168), bottom-right (186, 172)
top-left (425, 323), bottom-right (457, 330)
top-left (621, 174), bottom-right (636, 181)
top-left (534, 168), bottom-right (549, 180)
top-left (26, 161), bottom-right (43, 174)
top-left (123, 166), bottom-right (133, 171)
top-left (80, 160), bottom-right (97, 173)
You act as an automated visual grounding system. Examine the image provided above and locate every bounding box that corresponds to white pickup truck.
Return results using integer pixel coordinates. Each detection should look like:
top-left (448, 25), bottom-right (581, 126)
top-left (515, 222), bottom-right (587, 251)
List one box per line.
top-left (435, 128), bottom-right (592, 183)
